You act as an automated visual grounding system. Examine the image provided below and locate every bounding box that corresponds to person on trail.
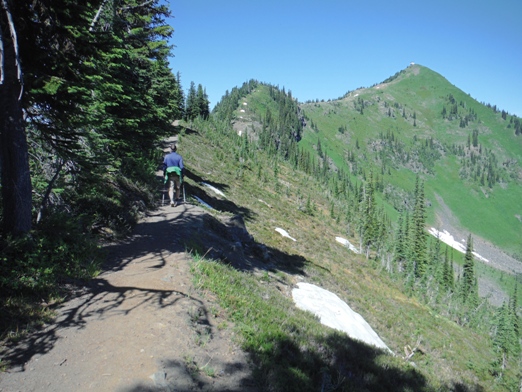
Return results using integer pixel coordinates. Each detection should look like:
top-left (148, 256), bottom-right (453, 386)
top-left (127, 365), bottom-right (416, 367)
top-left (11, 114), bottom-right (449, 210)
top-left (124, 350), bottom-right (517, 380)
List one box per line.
top-left (162, 144), bottom-right (184, 207)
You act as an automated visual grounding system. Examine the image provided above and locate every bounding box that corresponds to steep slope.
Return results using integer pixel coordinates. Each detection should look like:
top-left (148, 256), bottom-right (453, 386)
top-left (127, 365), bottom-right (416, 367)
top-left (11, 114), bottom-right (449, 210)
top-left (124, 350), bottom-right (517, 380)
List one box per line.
top-left (173, 101), bottom-right (521, 389)
top-left (213, 73), bottom-right (522, 306)
top-left (301, 64), bottom-right (522, 257)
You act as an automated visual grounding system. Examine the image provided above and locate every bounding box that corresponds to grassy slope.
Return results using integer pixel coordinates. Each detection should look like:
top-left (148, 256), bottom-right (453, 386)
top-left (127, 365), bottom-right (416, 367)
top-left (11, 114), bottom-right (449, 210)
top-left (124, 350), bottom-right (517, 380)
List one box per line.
top-left (180, 112), bottom-right (517, 390)
top-left (300, 64), bottom-right (522, 255)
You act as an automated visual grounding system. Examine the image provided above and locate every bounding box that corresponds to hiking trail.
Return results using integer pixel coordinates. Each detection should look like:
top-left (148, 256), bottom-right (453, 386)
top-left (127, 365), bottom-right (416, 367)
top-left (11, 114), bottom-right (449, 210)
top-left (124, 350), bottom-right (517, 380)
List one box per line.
top-left (0, 198), bottom-right (257, 392)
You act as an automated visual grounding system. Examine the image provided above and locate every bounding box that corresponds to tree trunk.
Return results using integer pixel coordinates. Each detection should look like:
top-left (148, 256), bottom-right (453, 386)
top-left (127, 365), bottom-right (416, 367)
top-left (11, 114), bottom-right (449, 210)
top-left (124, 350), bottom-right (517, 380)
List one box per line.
top-left (0, 9), bottom-right (32, 236)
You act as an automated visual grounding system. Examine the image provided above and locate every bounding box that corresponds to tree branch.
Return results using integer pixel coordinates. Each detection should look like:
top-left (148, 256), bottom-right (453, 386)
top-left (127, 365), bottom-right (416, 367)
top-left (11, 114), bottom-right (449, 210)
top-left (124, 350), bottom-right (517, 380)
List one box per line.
top-left (36, 159), bottom-right (65, 224)
top-left (121, 0), bottom-right (154, 11)
top-left (90, 0), bottom-right (110, 32)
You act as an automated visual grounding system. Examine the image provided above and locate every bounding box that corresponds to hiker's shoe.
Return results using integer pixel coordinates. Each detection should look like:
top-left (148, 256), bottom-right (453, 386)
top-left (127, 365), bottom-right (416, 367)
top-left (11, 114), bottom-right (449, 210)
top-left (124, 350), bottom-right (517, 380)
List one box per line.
top-left (170, 201), bottom-right (177, 207)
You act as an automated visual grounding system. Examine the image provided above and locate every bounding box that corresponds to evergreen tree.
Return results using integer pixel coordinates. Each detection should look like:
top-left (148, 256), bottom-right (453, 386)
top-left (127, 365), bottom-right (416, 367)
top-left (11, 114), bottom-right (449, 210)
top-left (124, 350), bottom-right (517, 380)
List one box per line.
top-left (196, 84), bottom-right (210, 119)
top-left (461, 234), bottom-right (478, 304)
top-left (0, 0), bottom-right (31, 235)
top-left (393, 210), bottom-right (406, 271)
top-left (429, 236), bottom-right (443, 284)
top-left (0, 0), bottom-right (178, 236)
top-left (442, 246), bottom-right (455, 291)
top-left (362, 171), bottom-right (378, 258)
top-left (509, 285), bottom-right (519, 340)
top-left (493, 300), bottom-right (520, 372)
top-left (412, 177), bottom-right (427, 278)
top-left (185, 81), bottom-right (198, 120)
top-left (175, 72), bottom-right (186, 119)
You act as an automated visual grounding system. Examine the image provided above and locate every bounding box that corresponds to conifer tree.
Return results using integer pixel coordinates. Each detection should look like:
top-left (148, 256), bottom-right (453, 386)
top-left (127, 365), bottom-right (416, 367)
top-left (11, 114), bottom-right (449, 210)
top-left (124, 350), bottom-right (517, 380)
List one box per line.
top-left (0, 0), bottom-right (178, 236)
top-left (461, 234), bottom-right (478, 304)
top-left (412, 176), bottom-right (427, 278)
top-left (442, 246), bottom-right (455, 291)
top-left (429, 236), bottom-right (443, 284)
top-left (393, 211), bottom-right (406, 271)
top-left (493, 300), bottom-right (520, 372)
top-left (196, 84), bottom-right (210, 119)
top-left (508, 285), bottom-right (520, 354)
top-left (185, 81), bottom-right (198, 121)
top-left (362, 172), bottom-right (378, 258)
top-left (175, 72), bottom-right (186, 119)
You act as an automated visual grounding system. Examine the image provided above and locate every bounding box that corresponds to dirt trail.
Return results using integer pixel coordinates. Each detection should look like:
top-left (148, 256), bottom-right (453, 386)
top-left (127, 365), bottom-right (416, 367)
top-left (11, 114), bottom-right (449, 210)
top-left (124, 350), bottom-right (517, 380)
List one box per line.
top-left (0, 202), bottom-right (257, 392)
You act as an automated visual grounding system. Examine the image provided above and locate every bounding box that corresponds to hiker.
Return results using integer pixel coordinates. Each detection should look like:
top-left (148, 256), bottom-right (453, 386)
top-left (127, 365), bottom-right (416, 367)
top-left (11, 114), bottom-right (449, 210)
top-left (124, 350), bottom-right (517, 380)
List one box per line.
top-left (162, 144), bottom-right (184, 207)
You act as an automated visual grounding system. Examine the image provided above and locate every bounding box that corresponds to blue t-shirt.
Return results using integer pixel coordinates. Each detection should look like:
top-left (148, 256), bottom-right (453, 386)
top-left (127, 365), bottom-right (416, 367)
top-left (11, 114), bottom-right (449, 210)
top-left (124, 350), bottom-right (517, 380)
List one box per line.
top-left (163, 152), bottom-right (184, 171)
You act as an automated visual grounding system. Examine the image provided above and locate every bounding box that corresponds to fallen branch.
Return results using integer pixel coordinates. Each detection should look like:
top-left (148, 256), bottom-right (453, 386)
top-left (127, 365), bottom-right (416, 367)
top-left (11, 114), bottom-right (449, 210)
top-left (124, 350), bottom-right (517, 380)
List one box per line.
top-left (403, 336), bottom-right (423, 361)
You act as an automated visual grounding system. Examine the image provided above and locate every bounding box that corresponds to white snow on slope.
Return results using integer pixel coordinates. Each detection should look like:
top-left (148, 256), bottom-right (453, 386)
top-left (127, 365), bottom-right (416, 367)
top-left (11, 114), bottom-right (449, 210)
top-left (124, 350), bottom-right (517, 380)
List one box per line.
top-left (194, 196), bottom-right (213, 209)
top-left (202, 182), bottom-right (226, 198)
top-left (275, 228), bottom-right (296, 241)
top-left (428, 228), bottom-right (489, 263)
top-left (335, 237), bottom-right (360, 254)
top-left (292, 283), bottom-right (391, 353)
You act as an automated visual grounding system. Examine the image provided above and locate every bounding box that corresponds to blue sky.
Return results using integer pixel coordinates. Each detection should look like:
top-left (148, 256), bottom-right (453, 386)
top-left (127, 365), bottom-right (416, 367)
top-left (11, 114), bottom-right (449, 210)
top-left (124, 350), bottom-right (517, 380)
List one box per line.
top-left (166, 0), bottom-right (522, 116)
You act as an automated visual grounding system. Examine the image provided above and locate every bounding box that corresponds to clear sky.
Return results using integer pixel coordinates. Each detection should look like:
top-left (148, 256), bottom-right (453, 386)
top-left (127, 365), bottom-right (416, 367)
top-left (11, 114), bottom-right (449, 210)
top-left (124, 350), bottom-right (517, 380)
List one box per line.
top-left (166, 0), bottom-right (522, 116)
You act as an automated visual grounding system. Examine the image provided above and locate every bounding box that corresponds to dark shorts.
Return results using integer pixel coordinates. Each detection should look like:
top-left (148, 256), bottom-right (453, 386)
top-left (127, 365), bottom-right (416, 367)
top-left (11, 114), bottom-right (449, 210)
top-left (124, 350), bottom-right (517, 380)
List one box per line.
top-left (168, 172), bottom-right (181, 190)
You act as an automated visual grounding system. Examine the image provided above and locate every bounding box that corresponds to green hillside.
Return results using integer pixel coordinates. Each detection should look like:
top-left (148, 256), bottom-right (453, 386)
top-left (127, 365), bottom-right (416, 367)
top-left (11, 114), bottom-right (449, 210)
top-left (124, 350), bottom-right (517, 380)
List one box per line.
top-left (177, 115), bottom-right (520, 390)
top-left (299, 64), bottom-right (522, 255)
top-left (183, 72), bottom-right (522, 390)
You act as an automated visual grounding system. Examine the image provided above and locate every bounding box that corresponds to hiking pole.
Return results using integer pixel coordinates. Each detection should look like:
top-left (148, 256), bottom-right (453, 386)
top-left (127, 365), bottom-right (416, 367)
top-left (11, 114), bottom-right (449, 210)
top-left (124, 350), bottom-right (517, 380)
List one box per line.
top-left (183, 182), bottom-right (186, 204)
top-left (162, 182), bottom-right (166, 206)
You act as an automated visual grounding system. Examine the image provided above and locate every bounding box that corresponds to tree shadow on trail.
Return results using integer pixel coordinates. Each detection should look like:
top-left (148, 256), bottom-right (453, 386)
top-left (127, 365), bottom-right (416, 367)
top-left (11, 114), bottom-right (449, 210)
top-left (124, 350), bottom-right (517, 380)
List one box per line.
top-left (0, 268), bottom-right (200, 372)
top-left (0, 201), bottom-right (305, 375)
top-left (120, 358), bottom-right (258, 392)
top-left (0, 199), bottom-right (487, 392)
top-left (118, 323), bottom-right (486, 392)
top-left (156, 167), bottom-right (255, 222)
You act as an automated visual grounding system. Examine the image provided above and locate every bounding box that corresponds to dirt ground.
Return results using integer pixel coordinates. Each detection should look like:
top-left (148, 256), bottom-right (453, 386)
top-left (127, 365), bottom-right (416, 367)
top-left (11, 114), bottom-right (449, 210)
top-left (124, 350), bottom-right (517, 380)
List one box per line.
top-left (0, 201), bottom-right (258, 392)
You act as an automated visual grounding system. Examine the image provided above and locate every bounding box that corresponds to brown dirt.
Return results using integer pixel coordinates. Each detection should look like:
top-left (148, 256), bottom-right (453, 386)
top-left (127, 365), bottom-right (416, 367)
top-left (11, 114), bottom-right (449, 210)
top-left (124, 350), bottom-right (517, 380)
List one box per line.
top-left (0, 202), bottom-right (258, 392)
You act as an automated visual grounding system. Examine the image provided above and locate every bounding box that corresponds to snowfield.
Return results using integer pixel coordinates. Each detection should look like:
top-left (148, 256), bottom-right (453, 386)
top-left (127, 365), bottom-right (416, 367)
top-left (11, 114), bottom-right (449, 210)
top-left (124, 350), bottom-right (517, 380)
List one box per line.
top-left (292, 282), bottom-right (392, 353)
top-left (428, 228), bottom-right (489, 263)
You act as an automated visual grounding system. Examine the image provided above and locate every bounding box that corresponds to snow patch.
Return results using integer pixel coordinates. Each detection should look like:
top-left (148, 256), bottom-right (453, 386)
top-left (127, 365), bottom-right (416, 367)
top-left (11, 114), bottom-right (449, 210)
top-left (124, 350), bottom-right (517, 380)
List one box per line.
top-left (292, 283), bottom-right (391, 353)
top-left (202, 182), bottom-right (226, 198)
top-left (275, 227), bottom-right (296, 241)
top-left (194, 196), bottom-right (213, 209)
top-left (428, 228), bottom-right (489, 263)
top-left (335, 237), bottom-right (360, 254)
top-left (258, 199), bottom-right (272, 208)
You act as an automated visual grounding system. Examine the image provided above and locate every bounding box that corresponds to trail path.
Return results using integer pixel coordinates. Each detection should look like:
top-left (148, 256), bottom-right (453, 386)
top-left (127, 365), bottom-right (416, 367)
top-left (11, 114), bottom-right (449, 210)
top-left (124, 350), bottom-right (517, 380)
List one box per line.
top-left (0, 202), bottom-right (257, 392)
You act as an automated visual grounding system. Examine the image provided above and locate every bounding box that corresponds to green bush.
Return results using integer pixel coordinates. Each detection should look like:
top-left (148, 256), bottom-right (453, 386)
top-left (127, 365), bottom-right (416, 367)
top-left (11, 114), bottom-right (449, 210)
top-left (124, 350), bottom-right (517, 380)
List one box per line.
top-left (0, 212), bottom-right (103, 296)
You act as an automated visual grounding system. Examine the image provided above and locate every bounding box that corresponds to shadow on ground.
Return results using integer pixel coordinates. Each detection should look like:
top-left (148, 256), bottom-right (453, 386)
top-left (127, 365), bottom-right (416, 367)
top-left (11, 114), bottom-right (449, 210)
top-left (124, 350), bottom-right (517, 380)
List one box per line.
top-left (0, 178), bottom-right (487, 392)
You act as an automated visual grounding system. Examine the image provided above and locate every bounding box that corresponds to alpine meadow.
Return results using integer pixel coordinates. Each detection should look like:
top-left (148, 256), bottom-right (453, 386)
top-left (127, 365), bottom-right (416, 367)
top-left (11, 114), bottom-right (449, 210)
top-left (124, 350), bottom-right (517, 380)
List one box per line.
top-left (0, 1), bottom-right (521, 390)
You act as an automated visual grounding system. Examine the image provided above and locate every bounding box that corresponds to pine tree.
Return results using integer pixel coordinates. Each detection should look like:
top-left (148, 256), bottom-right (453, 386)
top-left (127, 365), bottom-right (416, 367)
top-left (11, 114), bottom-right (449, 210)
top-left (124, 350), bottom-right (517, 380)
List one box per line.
top-left (185, 81), bottom-right (198, 120)
top-left (429, 236), bottom-right (443, 284)
top-left (393, 211), bottom-right (406, 271)
top-left (412, 176), bottom-right (427, 279)
top-left (1, 0), bottom-right (178, 236)
top-left (196, 84), bottom-right (210, 119)
top-left (508, 285), bottom-right (520, 353)
top-left (442, 246), bottom-right (455, 291)
top-left (461, 234), bottom-right (478, 304)
top-left (175, 72), bottom-right (186, 119)
top-left (362, 172), bottom-right (378, 258)
top-left (493, 299), bottom-right (520, 371)
top-left (317, 138), bottom-right (323, 159)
